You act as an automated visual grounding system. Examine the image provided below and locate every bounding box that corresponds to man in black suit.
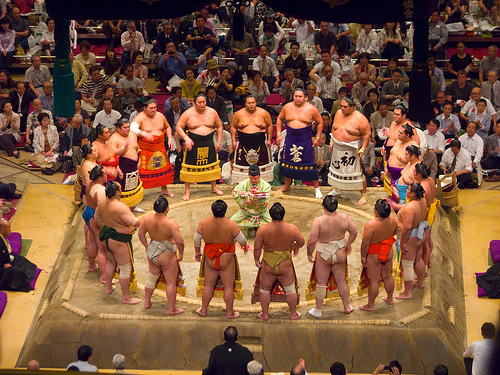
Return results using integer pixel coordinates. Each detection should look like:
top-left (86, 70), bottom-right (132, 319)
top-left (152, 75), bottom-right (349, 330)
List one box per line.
top-left (204, 326), bottom-right (253, 375)
top-left (153, 21), bottom-right (180, 56)
top-left (136, 19), bottom-right (158, 44)
top-left (165, 96), bottom-right (187, 184)
top-left (9, 81), bottom-right (35, 132)
top-left (380, 69), bottom-right (408, 104)
top-left (206, 85), bottom-right (228, 125)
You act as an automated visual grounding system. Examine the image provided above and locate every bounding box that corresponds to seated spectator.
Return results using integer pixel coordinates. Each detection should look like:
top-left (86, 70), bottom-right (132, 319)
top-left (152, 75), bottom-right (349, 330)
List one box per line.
top-left (67, 345), bottom-right (98, 372)
top-left (117, 65), bottom-right (143, 106)
top-left (132, 51), bottom-right (148, 92)
top-left (424, 118), bottom-right (446, 161)
top-left (93, 98), bottom-right (121, 131)
top-left (33, 112), bottom-right (58, 156)
top-left (314, 132), bottom-right (331, 185)
top-left (8, 81), bottom-right (34, 132)
top-left (428, 57), bottom-right (446, 91)
top-left (226, 61), bottom-right (243, 101)
top-left (447, 41), bottom-right (473, 77)
top-left (439, 139), bottom-right (473, 188)
top-left (26, 98), bottom-right (54, 150)
top-left (100, 46), bottom-right (121, 86)
top-left (483, 120), bottom-right (500, 174)
top-left (370, 102), bottom-right (393, 147)
top-left (309, 50), bottom-right (341, 84)
top-left (258, 10), bottom-right (285, 43)
top-left (157, 41), bottom-right (186, 89)
top-left (73, 98), bottom-right (90, 127)
top-left (0, 101), bottom-right (20, 158)
top-left (363, 88), bottom-right (381, 120)
top-left (164, 86), bottom-right (189, 111)
top-left (458, 122), bottom-right (484, 170)
top-left (252, 44), bottom-right (280, 91)
top-left (248, 70), bottom-right (271, 108)
top-left (352, 72), bottom-right (376, 109)
top-left (463, 322), bottom-right (496, 375)
top-left (197, 58), bottom-right (221, 92)
top-left (197, 45), bottom-right (218, 74)
top-left (225, 4), bottom-right (255, 47)
top-left (376, 56), bottom-right (409, 84)
top-left (9, 7), bottom-right (29, 52)
top-left (76, 40), bottom-right (96, 73)
top-left (372, 361), bottom-right (403, 375)
top-left (283, 41), bottom-right (308, 83)
top-left (491, 0), bottom-right (500, 26)
top-left (229, 25), bottom-right (255, 74)
top-left (280, 68), bottom-right (304, 103)
top-left (96, 85), bottom-right (123, 115)
top-left (481, 70), bottom-right (500, 112)
top-left (193, 6), bottom-right (216, 34)
top-left (353, 52), bottom-right (377, 83)
top-left (61, 114), bottom-right (92, 159)
top-left (330, 23), bottom-right (350, 55)
top-left (181, 67), bottom-right (202, 104)
top-left (171, 17), bottom-right (190, 46)
top-left (330, 362), bottom-right (346, 375)
top-left (136, 19), bottom-right (157, 45)
top-left (445, 0), bottom-right (468, 24)
top-left (428, 11), bottom-right (448, 60)
top-left (214, 66), bottom-right (235, 101)
top-left (314, 21), bottom-right (338, 64)
top-left (153, 21), bottom-right (179, 57)
top-left (437, 102), bottom-right (461, 139)
top-left (315, 65), bottom-right (341, 112)
top-left (479, 45), bottom-right (500, 85)
top-left (0, 17), bottom-right (15, 69)
top-left (445, 70), bottom-right (477, 105)
top-left (102, 20), bottom-right (126, 49)
top-left (70, 51), bottom-right (88, 95)
top-left (112, 354), bottom-right (126, 373)
top-left (38, 82), bottom-right (55, 118)
top-left (379, 22), bottom-right (403, 59)
top-left (25, 55), bottom-right (51, 97)
top-left (0, 219), bottom-right (37, 292)
top-left (41, 17), bottom-right (55, 56)
top-left (432, 91), bottom-right (447, 116)
top-left (330, 86), bottom-right (349, 118)
top-left (460, 87), bottom-right (497, 125)
top-left (247, 360), bottom-right (264, 375)
top-left (352, 24), bottom-right (379, 59)
top-left (469, 98), bottom-right (492, 140)
top-left (206, 85), bottom-right (228, 125)
top-left (433, 364), bottom-right (448, 375)
top-left (0, 69), bottom-right (16, 102)
top-left (185, 14), bottom-right (217, 59)
top-left (0, 180), bottom-right (21, 199)
top-left (361, 141), bottom-right (380, 185)
top-left (259, 25), bottom-right (279, 62)
top-left (287, 18), bottom-right (315, 44)
top-left (381, 69), bottom-right (408, 104)
top-left (422, 147), bottom-right (438, 180)
top-left (26, 360), bottom-right (40, 371)
top-left (81, 66), bottom-right (109, 114)
top-left (12, 0), bottom-right (33, 14)
top-left (306, 83), bottom-right (324, 113)
top-left (401, 86), bottom-right (410, 108)
top-left (321, 111), bottom-right (332, 135)
top-left (129, 99), bottom-right (144, 122)
top-left (120, 21), bottom-right (145, 69)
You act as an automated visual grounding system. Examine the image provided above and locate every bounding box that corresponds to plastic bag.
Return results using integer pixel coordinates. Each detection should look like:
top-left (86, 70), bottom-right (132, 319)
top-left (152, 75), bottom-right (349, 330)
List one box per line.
top-left (340, 56), bottom-right (354, 81)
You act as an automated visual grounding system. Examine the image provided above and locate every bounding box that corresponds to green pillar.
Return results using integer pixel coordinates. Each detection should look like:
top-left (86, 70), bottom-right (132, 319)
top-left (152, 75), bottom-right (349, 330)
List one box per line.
top-left (53, 18), bottom-right (75, 118)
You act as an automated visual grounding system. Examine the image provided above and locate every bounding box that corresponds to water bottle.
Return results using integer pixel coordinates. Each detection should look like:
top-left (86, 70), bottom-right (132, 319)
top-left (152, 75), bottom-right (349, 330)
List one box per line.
top-left (469, 0), bottom-right (479, 17)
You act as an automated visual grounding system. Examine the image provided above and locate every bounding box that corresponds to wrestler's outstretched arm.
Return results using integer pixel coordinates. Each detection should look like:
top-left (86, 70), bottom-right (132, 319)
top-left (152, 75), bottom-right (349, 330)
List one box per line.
top-left (306, 218), bottom-right (320, 263)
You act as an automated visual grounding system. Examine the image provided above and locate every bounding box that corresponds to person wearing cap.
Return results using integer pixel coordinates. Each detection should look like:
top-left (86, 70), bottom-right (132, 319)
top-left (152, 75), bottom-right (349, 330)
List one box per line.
top-left (257, 10), bottom-right (285, 42)
top-left (185, 14), bottom-right (217, 59)
top-left (197, 58), bottom-right (221, 93)
top-left (230, 164), bottom-right (271, 238)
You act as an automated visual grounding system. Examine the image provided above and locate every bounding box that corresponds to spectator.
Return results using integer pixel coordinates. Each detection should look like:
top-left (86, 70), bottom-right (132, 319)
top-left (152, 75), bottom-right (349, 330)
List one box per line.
top-left (428, 57), bottom-right (446, 91)
top-left (100, 46), bottom-right (121, 85)
top-left (381, 69), bottom-right (408, 104)
top-left (479, 45), bottom-right (500, 85)
top-left (153, 21), bottom-right (179, 56)
top-left (164, 86), bottom-right (189, 111)
top-left (193, 6), bottom-right (216, 34)
top-left (197, 58), bottom-right (221, 92)
top-left (136, 19), bottom-right (157, 44)
top-left (171, 17), bottom-right (190, 45)
top-left (93, 98), bottom-right (121, 131)
top-left (315, 65), bottom-right (342, 112)
top-left (248, 70), bottom-right (271, 110)
top-left (0, 101), bottom-right (20, 158)
top-left (157, 41), bottom-right (187, 89)
top-left (372, 360), bottom-right (403, 375)
top-left (185, 14), bottom-right (216, 59)
top-left (70, 51), bottom-right (88, 95)
top-left (128, 99), bottom-right (144, 122)
top-left (96, 85), bottom-right (124, 114)
top-left (24, 55), bottom-right (51, 97)
top-left (379, 22), bottom-right (403, 59)
top-left (314, 21), bottom-right (337, 64)
top-left (0, 180), bottom-right (21, 199)
top-left (247, 360), bottom-right (263, 375)
top-left (468, 98), bottom-right (492, 140)
top-left (25, 98), bottom-right (54, 151)
top-left (0, 17), bottom-right (14, 69)
top-left (353, 52), bottom-right (377, 83)
top-left (181, 67), bottom-right (202, 104)
top-left (422, 147), bottom-right (438, 180)
top-left (204, 326), bottom-right (253, 375)
top-left (447, 41), bottom-right (473, 77)
top-left (424, 118), bottom-right (446, 161)
top-left (252, 44), bottom-right (279, 91)
top-left (287, 18), bottom-right (315, 44)
top-left (121, 21), bottom-right (145, 69)
top-left (483, 121), bottom-right (500, 176)
top-left (370, 102), bottom-right (394, 147)
top-left (445, 70), bottom-right (477, 105)
top-left (481, 70), bottom-right (500, 112)
top-left (229, 25), bottom-right (254, 74)
top-left (363, 88), bottom-right (381, 121)
top-left (117, 65), bottom-right (143, 106)
top-left (11, 0), bottom-right (33, 14)
top-left (445, 0), bottom-right (468, 24)
top-left (437, 102), bottom-right (461, 139)
top-left (60, 114), bottom-right (92, 158)
top-left (309, 50), bottom-right (341, 84)
top-left (41, 17), bottom-right (55, 56)
top-left (66, 345), bottom-right (98, 372)
top-left (439, 139), bottom-right (473, 188)
top-left (330, 23), bottom-right (350, 55)
top-left (463, 322), bottom-right (496, 375)
top-left (433, 364), bottom-right (448, 375)
top-left (214, 66), bottom-right (235, 101)
top-left (330, 362), bottom-right (346, 375)
top-left (206, 85), bottom-right (228, 125)
top-left (38, 81), bottom-right (55, 117)
top-left (283, 41), bottom-right (308, 82)
top-left (314, 132), bottom-right (332, 185)
top-left (112, 354), bottom-right (126, 373)
top-left (352, 72), bottom-right (376, 109)
top-left (132, 51), bottom-right (148, 92)
top-left (75, 40), bottom-right (96, 73)
top-left (330, 86), bottom-right (349, 118)
top-left (258, 10), bottom-right (285, 43)
top-left (0, 69), bottom-right (16, 102)
top-left (377, 57), bottom-right (409, 84)
top-left (9, 7), bottom-right (29, 52)
top-left (81, 65), bottom-right (109, 114)
top-left (432, 91), bottom-right (448, 116)
top-left (102, 20), bottom-right (126, 49)
top-left (8, 81), bottom-right (34, 132)
top-left (73, 98), bottom-right (91, 127)
top-left (280, 68), bottom-right (304, 103)
top-left (460, 87), bottom-right (497, 125)
top-left (458, 122), bottom-right (484, 170)
top-left (306, 83), bottom-right (324, 113)
top-left (428, 11), bottom-right (448, 60)
top-left (33, 112), bottom-right (58, 156)
top-left (352, 24), bottom-right (379, 59)
top-left (27, 360), bottom-right (40, 371)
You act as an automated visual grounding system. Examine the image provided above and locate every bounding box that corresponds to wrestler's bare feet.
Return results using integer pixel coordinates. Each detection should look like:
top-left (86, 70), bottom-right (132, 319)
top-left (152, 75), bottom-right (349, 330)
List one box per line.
top-left (161, 190), bottom-right (175, 197)
top-left (169, 307), bottom-right (184, 315)
top-left (105, 285), bottom-right (116, 294)
top-left (227, 311), bottom-right (240, 319)
top-left (358, 304), bottom-right (374, 311)
top-left (88, 265), bottom-right (98, 272)
top-left (290, 311), bottom-right (302, 320)
top-left (383, 297), bottom-right (394, 305)
top-left (344, 305), bottom-right (354, 314)
top-left (122, 297), bottom-right (141, 305)
top-left (101, 278), bottom-right (119, 285)
top-left (257, 312), bottom-right (269, 321)
top-left (395, 292), bottom-right (412, 299)
top-left (412, 280), bottom-right (425, 289)
top-left (277, 186), bottom-right (291, 193)
top-left (182, 193), bottom-right (190, 201)
top-left (357, 196), bottom-right (368, 205)
top-left (195, 307), bottom-right (207, 317)
top-left (144, 300), bottom-right (152, 309)
top-left (211, 187), bottom-right (224, 196)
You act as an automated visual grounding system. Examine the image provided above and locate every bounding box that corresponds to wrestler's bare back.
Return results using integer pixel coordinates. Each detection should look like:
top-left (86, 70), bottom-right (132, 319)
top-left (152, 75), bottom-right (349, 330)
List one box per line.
top-left (140, 213), bottom-right (180, 243)
top-left (196, 217), bottom-right (240, 244)
top-left (420, 177), bottom-right (436, 206)
top-left (311, 212), bottom-right (356, 243)
top-left (397, 199), bottom-right (428, 229)
top-left (280, 102), bottom-right (320, 129)
top-left (255, 221), bottom-right (304, 253)
top-left (110, 132), bottom-right (139, 160)
top-left (134, 111), bottom-right (170, 136)
top-left (178, 107), bottom-right (220, 136)
top-left (95, 199), bottom-right (137, 234)
top-left (232, 107), bottom-right (271, 133)
top-left (363, 216), bottom-right (397, 244)
top-left (332, 110), bottom-right (370, 143)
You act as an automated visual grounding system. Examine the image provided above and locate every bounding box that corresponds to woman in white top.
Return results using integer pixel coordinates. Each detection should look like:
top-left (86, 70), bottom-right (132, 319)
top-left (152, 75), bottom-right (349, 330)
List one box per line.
top-left (41, 17), bottom-right (55, 56)
top-left (379, 23), bottom-right (403, 59)
top-left (33, 112), bottom-right (59, 156)
top-left (352, 24), bottom-right (380, 58)
top-left (0, 101), bottom-right (20, 158)
top-left (248, 70), bottom-right (270, 105)
top-left (75, 40), bottom-right (96, 72)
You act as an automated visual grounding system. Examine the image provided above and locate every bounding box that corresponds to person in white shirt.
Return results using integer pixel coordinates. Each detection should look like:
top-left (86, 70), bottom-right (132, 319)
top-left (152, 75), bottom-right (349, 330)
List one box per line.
top-left (352, 24), bottom-right (379, 58)
top-left (309, 50), bottom-right (341, 84)
top-left (458, 122), bottom-right (484, 169)
top-left (424, 118), bottom-right (446, 160)
top-left (306, 84), bottom-right (324, 113)
top-left (252, 44), bottom-right (279, 90)
top-left (468, 98), bottom-right (492, 140)
top-left (463, 322), bottom-right (496, 375)
top-left (41, 17), bottom-right (55, 56)
top-left (120, 21), bottom-right (145, 69)
top-left (287, 18), bottom-right (315, 44)
top-left (67, 345), bottom-right (98, 372)
top-left (93, 99), bottom-right (121, 131)
top-left (436, 102), bottom-right (460, 139)
top-left (460, 87), bottom-right (497, 125)
top-left (439, 139), bottom-right (474, 188)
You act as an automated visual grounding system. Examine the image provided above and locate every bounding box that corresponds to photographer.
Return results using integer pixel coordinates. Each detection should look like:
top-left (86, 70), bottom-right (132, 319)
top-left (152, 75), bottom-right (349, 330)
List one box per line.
top-left (117, 65), bottom-right (143, 106)
top-left (157, 42), bottom-right (187, 90)
top-left (372, 361), bottom-right (402, 375)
